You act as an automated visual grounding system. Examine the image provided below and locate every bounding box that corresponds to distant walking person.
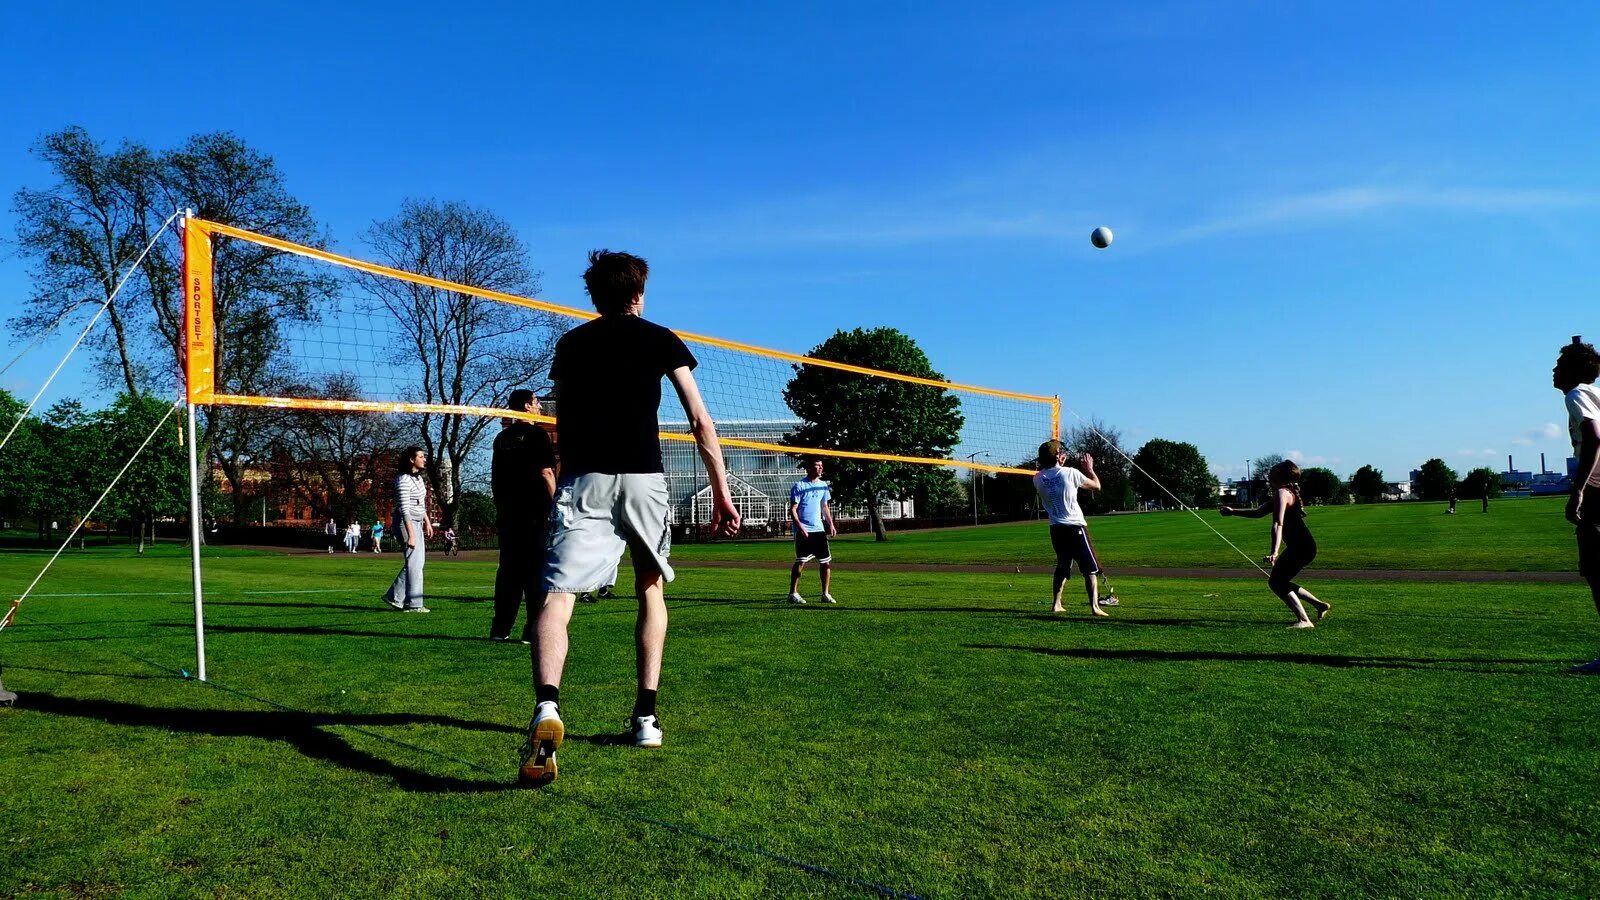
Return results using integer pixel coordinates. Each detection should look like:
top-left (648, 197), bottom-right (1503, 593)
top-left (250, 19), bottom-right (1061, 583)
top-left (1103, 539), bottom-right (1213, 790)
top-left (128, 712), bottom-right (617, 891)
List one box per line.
top-left (1221, 459), bottom-right (1331, 629)
top-left (1448, 487), bottom-right (1458, 515)
top-left (382, 446), bottom-right (433, 613)
top-left (325, 518), bottom-right (339, 554)
top-left (370, 520), bottom-right (384, 553)
top-left (443, 527), bottom-right (459, 557)
top-left (1033, 441), bottom-right (1113, 616)
top-left (1482, 488), bottom-right (1490, 513)
top-left (1554, 336), bottom-right (1600, 673)
top-left (491, 390), bottom-right (557, 643)
top-left (344, 521), bottom-right (360, 553)
top-left (520, 249), bottom-right (740, 788)
top-left (787, 457), bottom-right (838, 604)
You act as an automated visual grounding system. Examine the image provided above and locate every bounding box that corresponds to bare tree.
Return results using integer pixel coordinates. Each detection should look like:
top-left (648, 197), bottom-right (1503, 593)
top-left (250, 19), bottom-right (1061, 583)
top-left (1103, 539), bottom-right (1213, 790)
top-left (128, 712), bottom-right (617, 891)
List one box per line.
top-left (128, 133), bottom-right (334, 519)
top-left (11, 127), bottom-right (157, 396)
top-left (362, 199), bottom-right (562, 528)
top-left (268, 374), bottom-right (408, 526)
top-left (1066, 416), bottom-right (1133, 513)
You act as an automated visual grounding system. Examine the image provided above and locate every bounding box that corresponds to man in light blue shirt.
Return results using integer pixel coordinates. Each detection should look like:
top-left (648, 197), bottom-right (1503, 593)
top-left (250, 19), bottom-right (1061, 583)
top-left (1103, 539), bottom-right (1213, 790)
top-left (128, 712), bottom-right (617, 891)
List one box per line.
top-left (788, 457), bottom-right (837, 604)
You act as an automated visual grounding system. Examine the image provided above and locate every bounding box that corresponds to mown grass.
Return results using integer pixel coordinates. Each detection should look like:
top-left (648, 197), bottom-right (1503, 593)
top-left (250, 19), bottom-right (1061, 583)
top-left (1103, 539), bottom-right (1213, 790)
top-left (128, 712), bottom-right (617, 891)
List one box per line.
top-left (3, 545), bottom-right (1599, 897)
top-left (674, 495), bottom-right (1581, 571)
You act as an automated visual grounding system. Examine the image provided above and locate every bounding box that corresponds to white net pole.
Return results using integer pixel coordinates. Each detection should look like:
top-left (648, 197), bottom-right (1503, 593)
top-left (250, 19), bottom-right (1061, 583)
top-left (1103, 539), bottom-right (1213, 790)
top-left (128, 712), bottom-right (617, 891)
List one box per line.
top-left (185, 398), bottom-right (207, 681)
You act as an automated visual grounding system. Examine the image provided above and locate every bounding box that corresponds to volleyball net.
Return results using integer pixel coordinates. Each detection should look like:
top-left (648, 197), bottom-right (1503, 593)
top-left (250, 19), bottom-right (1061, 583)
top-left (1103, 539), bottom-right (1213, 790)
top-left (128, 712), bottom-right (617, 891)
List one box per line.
top-left (183, 217), bottom-right (1058, 476)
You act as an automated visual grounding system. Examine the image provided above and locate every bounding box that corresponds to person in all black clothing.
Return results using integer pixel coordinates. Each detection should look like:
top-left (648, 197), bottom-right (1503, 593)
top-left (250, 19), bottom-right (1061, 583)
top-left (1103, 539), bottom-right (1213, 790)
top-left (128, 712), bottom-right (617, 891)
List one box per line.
top-left (490, 389), bottom-right (557, 643)
top-left (1221, 459), bottom-right (1331, 629)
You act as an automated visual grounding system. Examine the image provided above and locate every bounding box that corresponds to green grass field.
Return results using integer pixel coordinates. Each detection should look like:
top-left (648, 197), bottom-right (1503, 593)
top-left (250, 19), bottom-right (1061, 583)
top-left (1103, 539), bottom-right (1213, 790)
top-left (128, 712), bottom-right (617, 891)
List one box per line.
top-left (3, 524), bottom-right (1599, 898)
top-left (676, 496), bottom-right (1581, 571)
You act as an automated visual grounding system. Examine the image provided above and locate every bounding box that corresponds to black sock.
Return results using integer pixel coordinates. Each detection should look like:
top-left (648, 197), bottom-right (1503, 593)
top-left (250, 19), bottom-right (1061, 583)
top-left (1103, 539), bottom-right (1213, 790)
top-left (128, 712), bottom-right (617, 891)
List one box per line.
top-left (633, 688), bottom-right (657, 719)
top-left (536, 684), bottom-right (559, 707)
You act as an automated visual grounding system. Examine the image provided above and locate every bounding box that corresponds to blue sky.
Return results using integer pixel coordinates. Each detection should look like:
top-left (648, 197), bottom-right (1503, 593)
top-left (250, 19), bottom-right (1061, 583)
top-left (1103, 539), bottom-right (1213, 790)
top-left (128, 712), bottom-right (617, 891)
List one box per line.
top-left (1, 1), bottom-right (1596, 481)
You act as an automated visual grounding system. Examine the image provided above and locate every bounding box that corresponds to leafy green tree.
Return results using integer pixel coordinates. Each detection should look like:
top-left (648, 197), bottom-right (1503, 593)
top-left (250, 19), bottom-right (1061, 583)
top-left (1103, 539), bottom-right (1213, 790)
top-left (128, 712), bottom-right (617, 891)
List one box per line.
top-left (32, 400), bottom-right (107, 540)
top-left (784, 327), bottom-right (964, 540)
top-left (99, 393), bottom-right (186, 552)
top-left (1299, 467), bottom-right (1342, 505)
top-left (1350, 465), bottom-right (1387, 502)
top-left (1130, 438), bottom-right (1217, 509)
top-left (914, 468), bottom-right (967, 518)
top-left (1459, 467), bottom-right (1502, 500)
top-left (1413, 458), bottom-right (1459, 502)
top-left (0, 389), bottom-right (44, 528)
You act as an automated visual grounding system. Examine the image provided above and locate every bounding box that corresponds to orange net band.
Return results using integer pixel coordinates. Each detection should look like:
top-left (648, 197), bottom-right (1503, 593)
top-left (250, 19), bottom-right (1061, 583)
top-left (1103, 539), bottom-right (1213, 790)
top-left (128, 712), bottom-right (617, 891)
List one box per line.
top-left (187, 218), bottom-right (1057, 405)
top-left (208, 393), bottom-right (1036, 476)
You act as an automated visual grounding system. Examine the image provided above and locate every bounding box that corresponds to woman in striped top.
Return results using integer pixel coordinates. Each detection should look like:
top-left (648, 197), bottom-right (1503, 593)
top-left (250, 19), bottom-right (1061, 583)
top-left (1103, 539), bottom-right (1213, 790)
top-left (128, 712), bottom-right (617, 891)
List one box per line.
top-left (382, 446), bottom-right (435, 612)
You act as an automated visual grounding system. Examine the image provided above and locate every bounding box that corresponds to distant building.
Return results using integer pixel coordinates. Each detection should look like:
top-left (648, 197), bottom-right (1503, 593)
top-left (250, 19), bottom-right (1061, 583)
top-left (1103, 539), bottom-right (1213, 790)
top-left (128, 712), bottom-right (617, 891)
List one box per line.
top-left (1499, 469), bottom-right (1533, 490)
top-left (1384, 481), bottom-right (1412, 501)
top-left (659, 419), bottom-right (914, 529)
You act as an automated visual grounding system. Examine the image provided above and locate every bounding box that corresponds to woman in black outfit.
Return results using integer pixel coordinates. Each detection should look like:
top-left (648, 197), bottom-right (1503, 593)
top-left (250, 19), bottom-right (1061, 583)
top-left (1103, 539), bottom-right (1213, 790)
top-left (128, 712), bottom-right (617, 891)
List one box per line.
top-left (1221, 460), bottom-right (1331, 629)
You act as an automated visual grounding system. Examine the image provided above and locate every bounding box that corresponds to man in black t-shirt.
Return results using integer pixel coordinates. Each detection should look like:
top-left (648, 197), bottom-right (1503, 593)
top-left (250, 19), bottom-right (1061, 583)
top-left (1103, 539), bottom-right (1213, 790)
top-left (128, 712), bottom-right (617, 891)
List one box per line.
top-left (519, 249), bottom-right (741, 788)
top-left (490, 389), bottom-right (557, 643)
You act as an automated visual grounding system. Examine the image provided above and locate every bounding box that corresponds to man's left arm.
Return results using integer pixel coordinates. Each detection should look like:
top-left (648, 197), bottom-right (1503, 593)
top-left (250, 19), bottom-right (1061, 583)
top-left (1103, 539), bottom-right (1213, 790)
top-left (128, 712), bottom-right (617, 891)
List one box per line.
top-left (1571, 417), bottom-right (1600, 524)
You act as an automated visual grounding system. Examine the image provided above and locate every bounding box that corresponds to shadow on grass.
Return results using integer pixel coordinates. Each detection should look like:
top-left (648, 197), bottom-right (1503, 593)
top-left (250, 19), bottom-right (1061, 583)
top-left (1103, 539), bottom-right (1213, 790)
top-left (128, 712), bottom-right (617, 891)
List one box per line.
top-left (5, 664), bottom-right (171, 680)
top-left (182, 600), bottom-right (374, 612)
top-left (966, 644), bottom-right (1557, 672)
top-left (1014, 614), bottom-right (1238, 627)
top-left (17, 691), bottom-right (520, 793)
top-left (150, 622), bottom-right (491, 642)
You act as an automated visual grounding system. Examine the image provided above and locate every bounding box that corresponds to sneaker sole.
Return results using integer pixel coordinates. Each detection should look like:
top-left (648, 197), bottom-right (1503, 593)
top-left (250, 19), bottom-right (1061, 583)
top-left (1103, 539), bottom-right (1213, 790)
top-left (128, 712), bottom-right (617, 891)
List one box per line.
top-left (519, 717), bottom-right (564, 787)
top-left (635, 735), bottom-right (663, 749)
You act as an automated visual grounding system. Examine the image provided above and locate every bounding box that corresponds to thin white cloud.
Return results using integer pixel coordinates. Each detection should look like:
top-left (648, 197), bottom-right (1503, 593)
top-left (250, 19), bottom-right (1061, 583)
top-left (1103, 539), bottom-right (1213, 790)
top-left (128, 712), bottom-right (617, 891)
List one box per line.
top-left (1287, 449), bottom-right (1339, 466)
top-left (1161, 186), bottom-right (1600, 247)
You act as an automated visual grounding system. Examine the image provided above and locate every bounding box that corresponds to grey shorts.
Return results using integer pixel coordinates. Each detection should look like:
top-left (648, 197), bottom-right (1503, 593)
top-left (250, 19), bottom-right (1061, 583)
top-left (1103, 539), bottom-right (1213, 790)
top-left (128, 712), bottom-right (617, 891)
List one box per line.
top-left (543, 472), bottom-right (673, 593)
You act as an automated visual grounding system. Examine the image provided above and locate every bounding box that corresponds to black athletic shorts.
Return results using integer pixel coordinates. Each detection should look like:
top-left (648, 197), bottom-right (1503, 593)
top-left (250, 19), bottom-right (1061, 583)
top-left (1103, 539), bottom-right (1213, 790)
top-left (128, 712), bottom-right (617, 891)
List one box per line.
top-left (794, 530), bottom-right (832, 564)
top-left (1049, 524), bottom-right (1101, 577)
top-left (1579, 486), bottom-right (1600, 580)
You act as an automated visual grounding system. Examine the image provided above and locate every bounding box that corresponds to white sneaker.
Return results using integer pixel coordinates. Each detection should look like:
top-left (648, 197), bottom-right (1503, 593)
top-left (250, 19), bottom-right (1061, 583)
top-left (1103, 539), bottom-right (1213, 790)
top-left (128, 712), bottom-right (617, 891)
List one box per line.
top-left (629, 714), bottom-right (664, 748)
top-left (403, 606), bottom-right (430, 613)
top-left (821, 594), bottom-right (838, 604)
top-left (1097, 596), bottom-right (1119, 607)
top-left (788, 592), bottom-right (806, 605)
top-left (1287, 620), bottom-right (1315, 630)
top-left (1568, 657), bottom-right (1600, 675)
top-left (519, 701), bottom-right (563, 786)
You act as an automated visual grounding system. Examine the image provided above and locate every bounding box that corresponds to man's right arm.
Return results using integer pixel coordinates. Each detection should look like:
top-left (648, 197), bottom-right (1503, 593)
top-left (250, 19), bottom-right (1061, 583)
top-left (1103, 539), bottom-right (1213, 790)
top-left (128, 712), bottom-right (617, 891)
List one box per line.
top-left (1077, 456), bottom-right (1102, 492)
top-left (667, 365), bottom-right (740, 536)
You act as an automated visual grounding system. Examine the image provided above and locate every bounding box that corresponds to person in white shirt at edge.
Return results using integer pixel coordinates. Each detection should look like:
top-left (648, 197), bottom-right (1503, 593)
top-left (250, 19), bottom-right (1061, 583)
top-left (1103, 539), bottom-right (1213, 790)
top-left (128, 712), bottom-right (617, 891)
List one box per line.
top-left (788, 456), bottom-right (838, 605)
top-left (1032, 440), bottom-right (1116, 616)
top-left (1554, 336), bottom-right (1600, 674)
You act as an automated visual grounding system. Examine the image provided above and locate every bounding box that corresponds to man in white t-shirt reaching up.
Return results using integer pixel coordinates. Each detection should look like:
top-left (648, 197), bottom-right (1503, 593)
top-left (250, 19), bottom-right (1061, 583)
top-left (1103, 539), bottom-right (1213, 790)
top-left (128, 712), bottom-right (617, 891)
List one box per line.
top-left (1554, 336), bottom-right (1600, 673)
top-left (1032, 440), bottom-right (1114, 617)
